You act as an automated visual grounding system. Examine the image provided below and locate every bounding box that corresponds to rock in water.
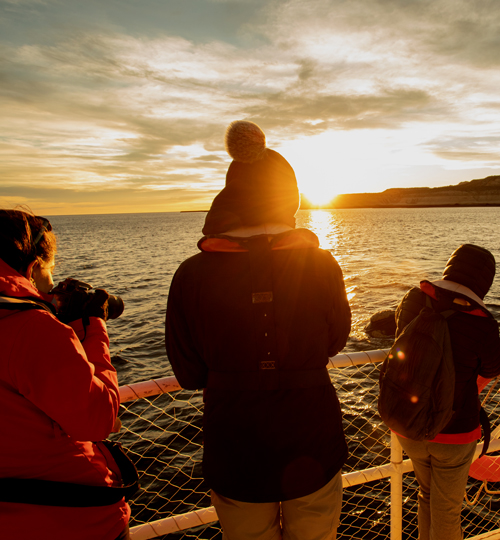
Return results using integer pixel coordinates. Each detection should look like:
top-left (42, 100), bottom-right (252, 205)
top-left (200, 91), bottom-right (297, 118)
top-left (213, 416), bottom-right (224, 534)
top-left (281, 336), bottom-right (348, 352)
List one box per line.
top-left (364, 309), bottom-right (397, 338)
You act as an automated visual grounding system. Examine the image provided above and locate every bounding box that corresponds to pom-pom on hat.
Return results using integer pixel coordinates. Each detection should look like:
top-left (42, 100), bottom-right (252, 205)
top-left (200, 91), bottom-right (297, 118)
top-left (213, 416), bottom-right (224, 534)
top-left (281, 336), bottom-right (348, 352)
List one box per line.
top-left (225, 121), bottom-right (267, 163)
top-left (442, 244), bottom-right (496, 299)
top-left (202, 120), bottom-right (300, 235)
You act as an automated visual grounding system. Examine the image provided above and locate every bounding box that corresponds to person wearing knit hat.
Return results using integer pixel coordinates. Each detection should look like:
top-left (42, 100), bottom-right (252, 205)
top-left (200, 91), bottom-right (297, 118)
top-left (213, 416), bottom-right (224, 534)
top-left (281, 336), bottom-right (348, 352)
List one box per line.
top-left (166, 121), bottom-right (351, 539)
top-left (391, 244), bottom-right (500, 540)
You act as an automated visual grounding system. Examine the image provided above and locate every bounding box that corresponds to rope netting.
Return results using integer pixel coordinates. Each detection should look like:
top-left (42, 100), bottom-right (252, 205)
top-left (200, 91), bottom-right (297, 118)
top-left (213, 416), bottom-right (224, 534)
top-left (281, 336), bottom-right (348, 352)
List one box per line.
top-left (111, 350), bottom-right (500, 540)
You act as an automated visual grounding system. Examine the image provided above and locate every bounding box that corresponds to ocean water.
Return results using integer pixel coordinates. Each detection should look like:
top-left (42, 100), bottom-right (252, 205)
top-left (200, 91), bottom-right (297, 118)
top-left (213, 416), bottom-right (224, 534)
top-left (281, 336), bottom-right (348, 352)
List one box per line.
top-left (46, 207), bottom-right (500, 538)
top-left (48, 207), bottom-right (500, 387)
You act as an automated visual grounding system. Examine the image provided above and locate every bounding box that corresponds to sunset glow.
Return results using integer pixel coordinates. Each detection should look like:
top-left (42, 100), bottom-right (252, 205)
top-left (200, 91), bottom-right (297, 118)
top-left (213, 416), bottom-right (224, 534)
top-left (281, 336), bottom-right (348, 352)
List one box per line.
top-left (1, 0), bottom-right (499, 215)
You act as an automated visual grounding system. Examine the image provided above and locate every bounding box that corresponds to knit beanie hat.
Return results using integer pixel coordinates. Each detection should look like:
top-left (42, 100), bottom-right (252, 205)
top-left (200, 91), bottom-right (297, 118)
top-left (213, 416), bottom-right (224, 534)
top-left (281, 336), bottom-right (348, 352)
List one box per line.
top-left (202, 121), bottom-right (300, 235)
top-left (442, 244), bottom-right (496, 299)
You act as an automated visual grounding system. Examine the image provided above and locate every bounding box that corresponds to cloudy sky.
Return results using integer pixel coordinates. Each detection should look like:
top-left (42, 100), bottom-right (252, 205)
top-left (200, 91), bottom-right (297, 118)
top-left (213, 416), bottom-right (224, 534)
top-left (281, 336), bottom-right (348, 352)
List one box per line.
top-left (1, 0), bottom-right (499, 215)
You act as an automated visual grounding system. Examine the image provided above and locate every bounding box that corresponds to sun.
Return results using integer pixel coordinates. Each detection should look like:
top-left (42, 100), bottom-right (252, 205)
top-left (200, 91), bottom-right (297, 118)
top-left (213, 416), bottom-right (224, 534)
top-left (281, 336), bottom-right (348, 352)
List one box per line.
top-left (300, 180), bottom-right (338, 206)
top-left (278, 128), bottom-right (407, 205)
top-left (277, 133), bottom-right (344, 207)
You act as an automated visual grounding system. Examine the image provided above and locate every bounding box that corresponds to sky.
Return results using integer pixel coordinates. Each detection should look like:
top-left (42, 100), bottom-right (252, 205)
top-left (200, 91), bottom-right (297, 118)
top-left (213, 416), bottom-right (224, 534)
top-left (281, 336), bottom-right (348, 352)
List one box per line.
top-left (1, 0), bottom-right (500, 215)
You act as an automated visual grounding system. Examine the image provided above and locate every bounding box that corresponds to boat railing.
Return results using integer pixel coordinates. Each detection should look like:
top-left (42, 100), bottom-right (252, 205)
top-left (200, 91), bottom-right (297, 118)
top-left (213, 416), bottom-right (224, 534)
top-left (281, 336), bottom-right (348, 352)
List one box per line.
top-left (113, 350), bottom-right (500, 540)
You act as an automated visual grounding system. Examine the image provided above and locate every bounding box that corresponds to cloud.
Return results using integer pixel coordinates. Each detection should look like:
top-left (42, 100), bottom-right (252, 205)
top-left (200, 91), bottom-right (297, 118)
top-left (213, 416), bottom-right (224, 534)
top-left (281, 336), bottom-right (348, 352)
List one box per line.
top-left (0, 181), bottom-right (219, 215)
top-left (243, 88), bottom-right (438, 133)
top-left (1, 0), bottom-right (500, 214)
top-left (266, 0), bottom-right (500, 69)
top-left (424, 134), bottom-right (500, 165)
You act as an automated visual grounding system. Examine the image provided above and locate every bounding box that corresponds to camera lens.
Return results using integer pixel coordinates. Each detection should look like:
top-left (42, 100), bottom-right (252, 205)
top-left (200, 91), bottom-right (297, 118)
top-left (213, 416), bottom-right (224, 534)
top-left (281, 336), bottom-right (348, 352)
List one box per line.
top-left (107, 295), bottom-right (125, 320)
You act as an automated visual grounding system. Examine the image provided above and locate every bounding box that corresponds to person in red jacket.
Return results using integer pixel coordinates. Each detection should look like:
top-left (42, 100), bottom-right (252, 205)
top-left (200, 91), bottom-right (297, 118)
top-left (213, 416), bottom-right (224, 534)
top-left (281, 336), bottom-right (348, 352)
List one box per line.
top-left (166, 121), bottom-right (351, 540)
top-left (0, 209), bottom-right (131, 540)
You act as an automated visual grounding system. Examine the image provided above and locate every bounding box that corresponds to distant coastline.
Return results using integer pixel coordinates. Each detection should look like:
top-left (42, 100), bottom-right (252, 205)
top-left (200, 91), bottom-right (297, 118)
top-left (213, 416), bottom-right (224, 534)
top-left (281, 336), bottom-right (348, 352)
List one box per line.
top-left (300, 174), bottom-right (500, 210)
top-left (302, 202), bottom-right (500, 209)
top-left (183, 203), bottom-right (500, 213)
top-left (180, 175), bottom-right (500, 212)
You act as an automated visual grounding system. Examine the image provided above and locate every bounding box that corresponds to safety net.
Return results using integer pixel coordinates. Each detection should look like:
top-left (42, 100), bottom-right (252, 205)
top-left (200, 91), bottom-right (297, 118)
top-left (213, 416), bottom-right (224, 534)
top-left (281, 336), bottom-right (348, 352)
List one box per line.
top-left (112, 350), bottom-right (500, 540)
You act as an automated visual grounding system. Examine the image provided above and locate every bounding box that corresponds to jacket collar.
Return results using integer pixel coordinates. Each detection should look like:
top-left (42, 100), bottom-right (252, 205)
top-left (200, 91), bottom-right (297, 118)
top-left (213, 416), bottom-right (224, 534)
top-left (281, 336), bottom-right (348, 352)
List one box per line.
top-left (0, 258), bottom-right (54, 319)
top-left (0, 258), bottom-right (39, 298)
top-left (420, 279), bottom-right (490, 317)
top-left (431, 279), bottom-right (486, 309)
top-left (198, 227), bottom-right (320, 253)
top-left (222, 224), bottom-right (294, 237)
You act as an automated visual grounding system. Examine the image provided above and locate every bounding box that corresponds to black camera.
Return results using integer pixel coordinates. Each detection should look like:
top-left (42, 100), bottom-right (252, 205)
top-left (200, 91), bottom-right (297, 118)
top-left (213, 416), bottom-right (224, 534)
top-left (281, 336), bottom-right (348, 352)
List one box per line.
top-left (51, 278), bottom-right (124, 321)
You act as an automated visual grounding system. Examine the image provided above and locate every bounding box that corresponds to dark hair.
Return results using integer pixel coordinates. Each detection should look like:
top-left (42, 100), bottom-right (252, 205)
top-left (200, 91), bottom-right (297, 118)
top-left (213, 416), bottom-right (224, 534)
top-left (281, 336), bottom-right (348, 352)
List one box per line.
top-left (0, 208), bottom-right (57, 273)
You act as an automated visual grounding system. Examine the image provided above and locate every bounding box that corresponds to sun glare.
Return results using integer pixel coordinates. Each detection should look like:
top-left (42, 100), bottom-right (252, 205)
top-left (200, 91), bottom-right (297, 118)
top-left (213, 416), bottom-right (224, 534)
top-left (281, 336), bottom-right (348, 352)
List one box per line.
top-left (279, 133), bottom-right (352, 205)
top-left (301, 181), bottom-right (338, 206)
top-left (277, 127), bottom-right (452, 202)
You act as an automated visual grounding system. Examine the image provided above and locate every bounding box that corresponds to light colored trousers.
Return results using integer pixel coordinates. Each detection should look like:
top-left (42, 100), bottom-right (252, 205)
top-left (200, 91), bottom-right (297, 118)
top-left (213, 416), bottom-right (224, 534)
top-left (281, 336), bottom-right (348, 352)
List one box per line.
top-left (397, 436), bottom-right (477, 540)
top-left (211, 470), bottom-right (343, 540)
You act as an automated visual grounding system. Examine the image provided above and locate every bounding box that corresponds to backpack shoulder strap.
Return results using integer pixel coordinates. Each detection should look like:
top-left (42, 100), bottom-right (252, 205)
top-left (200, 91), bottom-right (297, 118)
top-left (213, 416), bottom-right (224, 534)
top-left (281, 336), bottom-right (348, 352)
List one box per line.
top-left (423, 291), bottom-right (456, 319)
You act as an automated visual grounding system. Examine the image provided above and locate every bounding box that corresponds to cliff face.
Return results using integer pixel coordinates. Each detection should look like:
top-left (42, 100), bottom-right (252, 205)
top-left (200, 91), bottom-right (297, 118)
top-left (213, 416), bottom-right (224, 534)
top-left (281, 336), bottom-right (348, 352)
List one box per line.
top-left (307, 175), bottom-right (500, 209)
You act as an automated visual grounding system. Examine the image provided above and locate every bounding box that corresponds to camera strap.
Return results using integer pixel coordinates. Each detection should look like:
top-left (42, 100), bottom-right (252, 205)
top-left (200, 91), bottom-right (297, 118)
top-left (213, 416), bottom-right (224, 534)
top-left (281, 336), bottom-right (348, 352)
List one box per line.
top-left (0, 295), bottom-right (55, 315)
top-left (1, 295), bottom-right (91, 343)
top-left (0, 440), bottom-right (140, 507)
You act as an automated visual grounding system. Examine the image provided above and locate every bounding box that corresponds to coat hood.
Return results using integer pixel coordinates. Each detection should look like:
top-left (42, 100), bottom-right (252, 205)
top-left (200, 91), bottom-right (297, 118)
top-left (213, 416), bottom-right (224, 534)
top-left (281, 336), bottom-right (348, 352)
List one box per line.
top-left (442, 244), bottom-right (495, 300)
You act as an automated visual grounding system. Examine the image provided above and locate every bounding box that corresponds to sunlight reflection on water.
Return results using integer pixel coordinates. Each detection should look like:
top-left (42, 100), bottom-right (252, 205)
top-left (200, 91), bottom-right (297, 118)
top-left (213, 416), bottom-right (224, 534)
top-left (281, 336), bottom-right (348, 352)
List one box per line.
top-left (299, 209), bottom-right (339, 250)
top-left (48, 207), bottom-right (500, 382)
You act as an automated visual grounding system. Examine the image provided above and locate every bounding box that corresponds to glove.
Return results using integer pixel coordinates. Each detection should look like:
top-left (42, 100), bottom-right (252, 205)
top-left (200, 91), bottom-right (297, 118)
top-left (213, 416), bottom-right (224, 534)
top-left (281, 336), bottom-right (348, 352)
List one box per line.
top-left (56, 286), bottom-right (110, 324)
top-left (83, 289), bottom-right (110, 321)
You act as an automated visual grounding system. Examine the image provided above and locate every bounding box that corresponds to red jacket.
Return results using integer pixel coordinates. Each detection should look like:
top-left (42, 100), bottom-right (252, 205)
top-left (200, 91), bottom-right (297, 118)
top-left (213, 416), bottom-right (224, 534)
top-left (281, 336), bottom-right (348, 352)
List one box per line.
top-left (0, 259), bottom-right (129, 540)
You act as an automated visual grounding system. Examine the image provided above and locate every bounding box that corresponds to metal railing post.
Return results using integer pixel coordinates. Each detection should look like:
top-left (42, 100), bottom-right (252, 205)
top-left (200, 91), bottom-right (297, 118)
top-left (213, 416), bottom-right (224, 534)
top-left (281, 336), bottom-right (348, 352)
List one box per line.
top-left (391, 431), bottom-right (403, 540)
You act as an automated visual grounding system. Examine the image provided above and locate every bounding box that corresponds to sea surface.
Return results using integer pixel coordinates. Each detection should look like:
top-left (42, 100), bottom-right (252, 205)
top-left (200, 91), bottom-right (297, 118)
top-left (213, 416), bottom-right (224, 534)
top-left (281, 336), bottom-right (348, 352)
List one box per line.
top-left (48, 207), bottom-right (500, 388)
top-left (45, 207), bottom-right (500, 538)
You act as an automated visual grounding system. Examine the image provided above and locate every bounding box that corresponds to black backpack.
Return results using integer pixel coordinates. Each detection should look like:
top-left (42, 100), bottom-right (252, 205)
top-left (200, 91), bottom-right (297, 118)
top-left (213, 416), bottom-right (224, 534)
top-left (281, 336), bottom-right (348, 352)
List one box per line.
top-left (378, 295), bottom-right (456, 441)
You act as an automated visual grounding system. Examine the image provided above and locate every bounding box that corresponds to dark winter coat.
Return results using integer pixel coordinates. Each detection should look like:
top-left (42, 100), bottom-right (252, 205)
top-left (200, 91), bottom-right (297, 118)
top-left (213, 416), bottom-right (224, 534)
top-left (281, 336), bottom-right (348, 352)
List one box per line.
top-left (395, 280), bottom-right (500, 436)
top-left (165, 227), bottom-right (351, 503)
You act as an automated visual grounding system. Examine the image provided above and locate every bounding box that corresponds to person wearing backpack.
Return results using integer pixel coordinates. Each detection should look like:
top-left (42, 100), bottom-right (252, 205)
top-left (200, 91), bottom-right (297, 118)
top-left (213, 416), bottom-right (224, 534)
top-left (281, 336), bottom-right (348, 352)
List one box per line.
top-left (386, 244), bottom-right (500, 540)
